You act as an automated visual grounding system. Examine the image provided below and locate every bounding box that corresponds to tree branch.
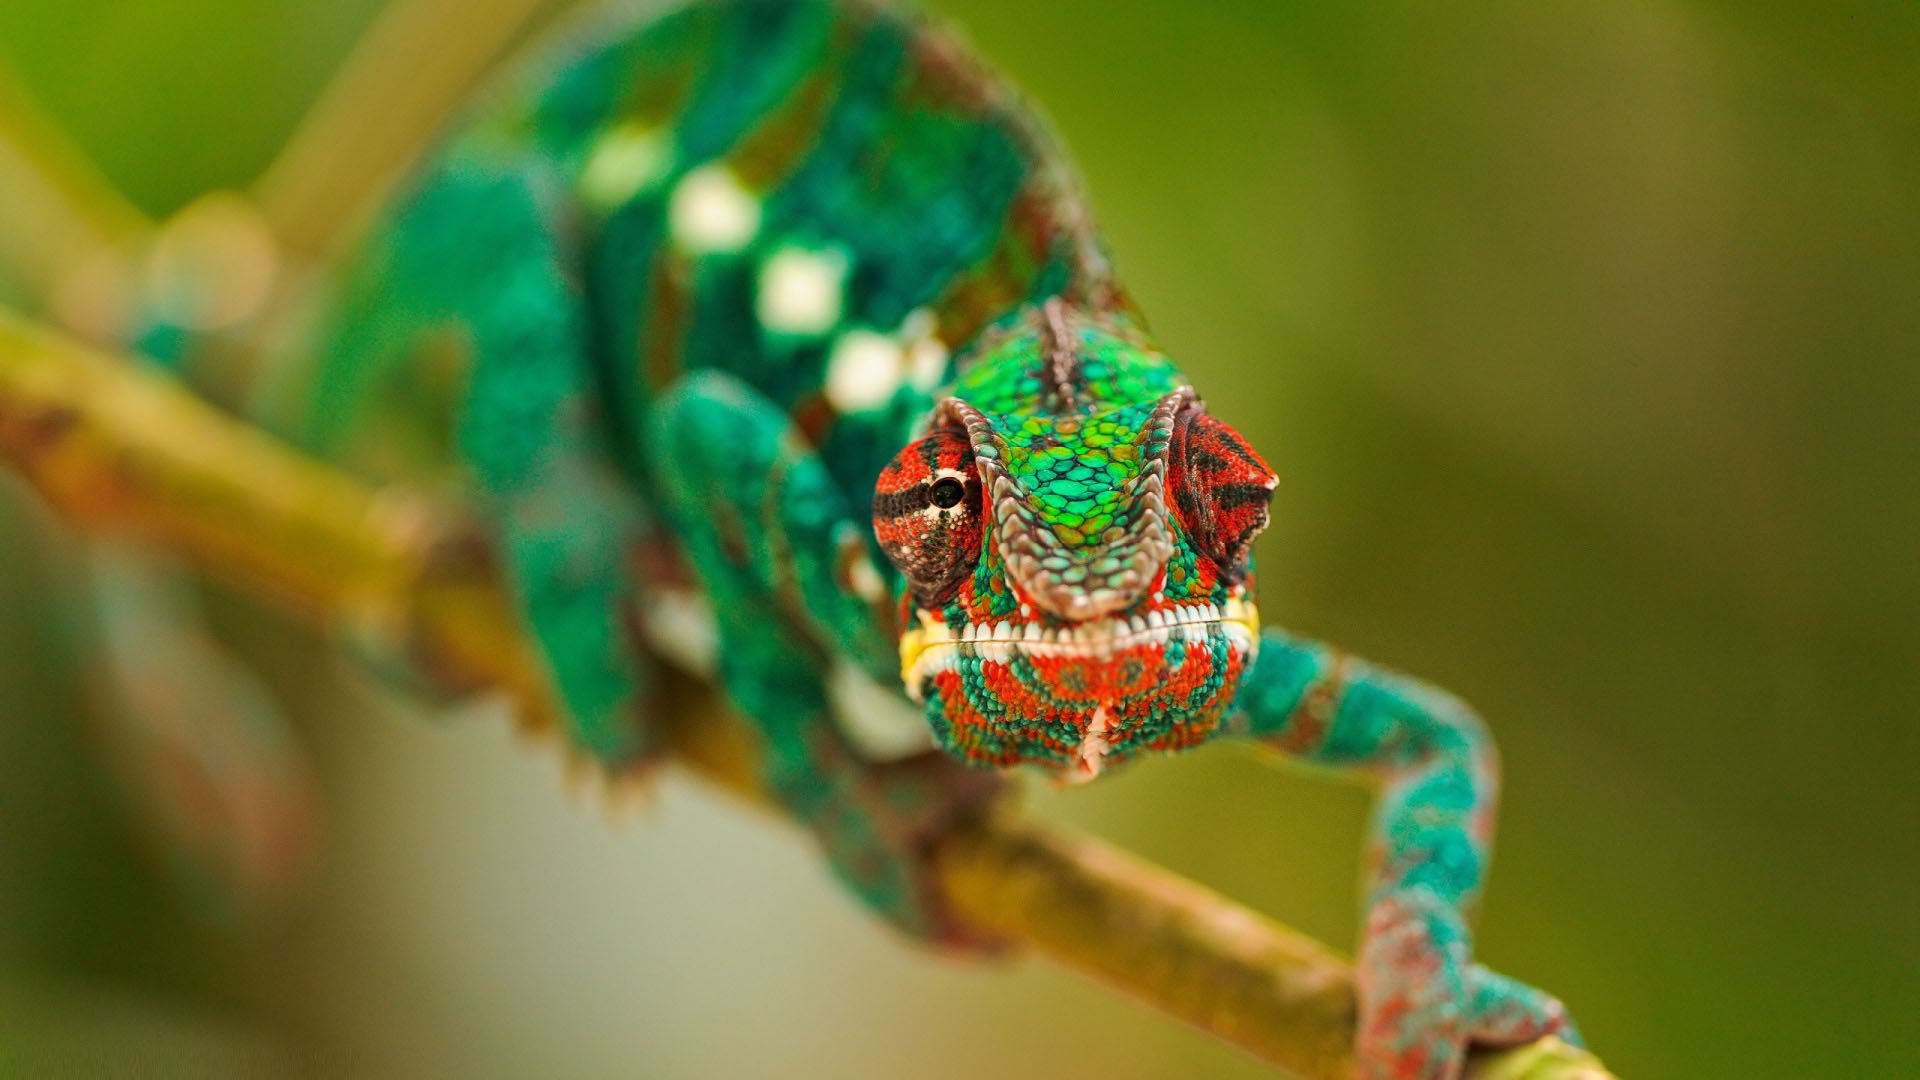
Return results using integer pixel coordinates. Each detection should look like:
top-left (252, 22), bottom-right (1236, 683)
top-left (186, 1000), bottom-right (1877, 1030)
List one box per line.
top-left (2, 0), bottom-right (578, 373)
top-left (0, 62), bottom-right (148, 331)
top-left (253, 0), bottom-right (576, 262)
top-left (0, 309), bottom-right (1615, 1078)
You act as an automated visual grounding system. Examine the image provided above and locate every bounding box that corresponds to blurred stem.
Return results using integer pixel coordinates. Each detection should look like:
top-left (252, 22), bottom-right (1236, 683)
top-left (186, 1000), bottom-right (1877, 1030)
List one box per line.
top-left (2, 0), bottom-right (574, 362)
top-left (0, 62), bottom-right (148, 326)
top-left (0, 309), bottom-right (1616, 1079)
top-left (253, 0), bottom-right (576, 261)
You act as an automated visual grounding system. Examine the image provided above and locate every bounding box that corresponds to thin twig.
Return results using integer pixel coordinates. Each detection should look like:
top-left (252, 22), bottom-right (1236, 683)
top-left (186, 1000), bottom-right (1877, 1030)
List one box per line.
top-left (253, 0), bottom-right (576, 261)
top-left (0, 309), bottom-right (1615, 1078)
top-left (1, 0), bottom-right (576, 376)
top-left (0, 63), bottom-right (148, 329)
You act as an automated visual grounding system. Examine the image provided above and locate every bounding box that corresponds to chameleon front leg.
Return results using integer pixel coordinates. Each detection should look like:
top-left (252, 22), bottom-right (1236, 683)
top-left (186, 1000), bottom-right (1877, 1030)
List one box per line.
top-left (649, 371), bottom-right (1004, 946)
top-left (1233, 629), bottom-right (1575, 1079)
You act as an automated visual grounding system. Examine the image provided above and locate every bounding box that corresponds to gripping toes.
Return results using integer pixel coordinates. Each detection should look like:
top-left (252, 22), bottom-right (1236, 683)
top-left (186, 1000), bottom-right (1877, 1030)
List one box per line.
top-left (1357, 889), bottom-right (1573, 1079)
top-left (1466, 965), bottom-right (1580, 1051)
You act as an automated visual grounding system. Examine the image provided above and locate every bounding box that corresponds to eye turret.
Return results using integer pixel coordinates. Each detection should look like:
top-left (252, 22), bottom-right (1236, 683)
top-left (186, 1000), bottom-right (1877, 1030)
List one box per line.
top-left (872, 429), bottom-right (984, 605)
top-left (1169, 407), bottom-right (1277, 582)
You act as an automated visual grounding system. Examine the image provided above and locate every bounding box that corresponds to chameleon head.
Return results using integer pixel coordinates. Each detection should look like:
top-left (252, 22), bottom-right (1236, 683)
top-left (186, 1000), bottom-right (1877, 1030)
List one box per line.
top-left (872, 304), bottom-right (1276, 781)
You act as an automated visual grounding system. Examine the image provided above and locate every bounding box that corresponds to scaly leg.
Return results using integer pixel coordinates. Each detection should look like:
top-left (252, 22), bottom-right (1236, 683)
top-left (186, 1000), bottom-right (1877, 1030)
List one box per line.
top-left (650, 371), bottom-right (1004, 946)
top-left (302, 153), bottom-right (658, 766)
top-left (1233, 629), bottom-right (1575, 1079)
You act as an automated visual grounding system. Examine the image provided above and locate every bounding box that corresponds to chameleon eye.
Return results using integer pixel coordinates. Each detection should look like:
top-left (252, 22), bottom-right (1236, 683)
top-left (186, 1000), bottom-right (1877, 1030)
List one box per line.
top-left (872, 430), bottom-right (984, 604)
top-left (929, 476), bottom-right (967, 509)
top-left (1170, 407), bottom-right (1278, 582)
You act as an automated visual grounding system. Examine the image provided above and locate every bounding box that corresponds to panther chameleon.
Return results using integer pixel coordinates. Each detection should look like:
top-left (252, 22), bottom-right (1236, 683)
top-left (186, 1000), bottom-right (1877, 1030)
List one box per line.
top-left (147, 0), bottom-right (1580, 1074)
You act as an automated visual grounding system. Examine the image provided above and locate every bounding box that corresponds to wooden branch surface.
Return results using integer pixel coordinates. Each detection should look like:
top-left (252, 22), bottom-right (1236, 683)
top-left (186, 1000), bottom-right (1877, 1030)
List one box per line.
top-left (0, 310), bottom-right (1615, 1079)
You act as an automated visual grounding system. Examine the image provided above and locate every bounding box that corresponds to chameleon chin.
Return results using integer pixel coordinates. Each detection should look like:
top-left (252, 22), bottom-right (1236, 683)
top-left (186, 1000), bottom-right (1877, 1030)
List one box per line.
top-left (897, 588), bottom-right (1261, 781)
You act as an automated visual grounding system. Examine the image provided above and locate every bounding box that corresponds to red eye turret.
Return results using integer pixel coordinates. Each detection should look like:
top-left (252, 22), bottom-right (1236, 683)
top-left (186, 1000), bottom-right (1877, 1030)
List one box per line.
top-left (1169, 408), bottom-right (1277, 581)
top-left (872, 429), bottom-right (985, 605)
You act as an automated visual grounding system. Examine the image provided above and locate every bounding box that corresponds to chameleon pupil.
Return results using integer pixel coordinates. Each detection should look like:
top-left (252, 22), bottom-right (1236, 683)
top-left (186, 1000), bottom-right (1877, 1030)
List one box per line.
top-left (930, 478), bottom-right (966, 510)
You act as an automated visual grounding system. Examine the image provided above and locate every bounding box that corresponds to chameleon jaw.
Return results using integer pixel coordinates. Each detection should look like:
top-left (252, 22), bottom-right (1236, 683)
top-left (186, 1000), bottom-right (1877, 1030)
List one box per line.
top-left (896, 592), bottom-right (1260, 701)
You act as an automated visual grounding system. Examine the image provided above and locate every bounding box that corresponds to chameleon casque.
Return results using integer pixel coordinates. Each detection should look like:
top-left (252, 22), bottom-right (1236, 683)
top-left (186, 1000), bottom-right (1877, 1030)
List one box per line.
top-left (120, 0), bottom-right (1578, 1074)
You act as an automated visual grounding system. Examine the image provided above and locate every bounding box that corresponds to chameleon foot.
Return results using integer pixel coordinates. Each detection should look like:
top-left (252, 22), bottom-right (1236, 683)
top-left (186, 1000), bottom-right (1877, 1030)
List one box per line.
top-left (1357, 889), bottom-right (1575, 1080)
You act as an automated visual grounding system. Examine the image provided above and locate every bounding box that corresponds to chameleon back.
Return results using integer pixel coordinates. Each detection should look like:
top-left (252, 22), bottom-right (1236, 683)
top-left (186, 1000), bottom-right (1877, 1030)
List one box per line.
top-left (271, 0), bottom-right (1112, 503)
top-left (265, 0), bottom-right (1128, 762)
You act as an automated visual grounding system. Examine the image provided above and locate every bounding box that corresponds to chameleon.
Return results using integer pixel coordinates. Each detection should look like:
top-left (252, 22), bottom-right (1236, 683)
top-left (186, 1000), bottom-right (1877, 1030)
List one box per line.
top-left (116, 0), bottom-right (1578, 1074)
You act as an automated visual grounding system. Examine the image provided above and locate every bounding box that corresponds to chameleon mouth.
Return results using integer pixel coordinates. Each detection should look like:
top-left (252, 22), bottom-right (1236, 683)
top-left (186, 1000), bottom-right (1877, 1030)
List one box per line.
top-left (897, 592), bottom-right (1260, 700)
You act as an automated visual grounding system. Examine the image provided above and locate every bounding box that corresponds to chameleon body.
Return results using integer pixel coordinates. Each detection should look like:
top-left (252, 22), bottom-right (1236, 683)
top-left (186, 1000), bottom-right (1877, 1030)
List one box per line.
top-left (221, 1), bottom-right (1575, 1074)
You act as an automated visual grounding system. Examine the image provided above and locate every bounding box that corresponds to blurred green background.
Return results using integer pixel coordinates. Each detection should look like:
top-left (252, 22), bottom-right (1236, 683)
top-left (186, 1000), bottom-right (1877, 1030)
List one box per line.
top-left (1, 0), bottom-right (1916, 1076)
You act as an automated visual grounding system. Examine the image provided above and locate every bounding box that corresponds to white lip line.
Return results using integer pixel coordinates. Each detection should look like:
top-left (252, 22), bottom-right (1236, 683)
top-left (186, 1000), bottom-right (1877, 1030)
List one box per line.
top-left (902, 615), bottom-right (1258, 692)
top-left (909, 596), bottom-right (1254, 646)
top-left (901, 620), bottom-right (1257, 703)
top-left (912, 615), bottom-right (1252, 658)
top-left (897, 595), bottom-right (1260, 700)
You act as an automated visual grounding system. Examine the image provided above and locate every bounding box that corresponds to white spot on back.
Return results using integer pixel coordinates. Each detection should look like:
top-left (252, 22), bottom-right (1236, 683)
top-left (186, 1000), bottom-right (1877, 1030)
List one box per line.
top-left (669, 164), bottom-right (760, 254)
top-left (757, 245), bottom-right (848, 336)
top-left (638, 587), bottom-right (719, 676)
top-left (846, 554), bottom-right (888, 605)
top-left (829, 661), bottom-right (936, 761)
top-left (825, 330), bottom-right (904, 413)
top-left (580, 122), bottom-right (669, 210)
top-left (907, 339), bottom-right (951, 393)
top-left (899, 307), bottom-right (951, 392)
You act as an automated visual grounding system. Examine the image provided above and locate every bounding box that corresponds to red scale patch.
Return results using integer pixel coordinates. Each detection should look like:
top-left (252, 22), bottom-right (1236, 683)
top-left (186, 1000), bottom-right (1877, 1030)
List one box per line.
top-left (1170, 410), bottom-right (1277, 581)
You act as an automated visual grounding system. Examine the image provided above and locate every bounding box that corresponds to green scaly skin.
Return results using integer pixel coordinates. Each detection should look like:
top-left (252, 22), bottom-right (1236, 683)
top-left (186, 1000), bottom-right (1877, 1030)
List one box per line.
top-left (233, 1), bottom-right (1576, 1073)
